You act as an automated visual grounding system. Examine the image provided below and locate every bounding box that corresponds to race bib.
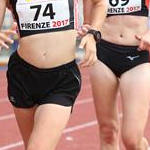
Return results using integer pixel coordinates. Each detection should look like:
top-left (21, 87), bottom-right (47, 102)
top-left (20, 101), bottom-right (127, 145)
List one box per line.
top-left (107, 0), bottom-right (142, 14)
top-left (16, 0), bottom-right (70, 30)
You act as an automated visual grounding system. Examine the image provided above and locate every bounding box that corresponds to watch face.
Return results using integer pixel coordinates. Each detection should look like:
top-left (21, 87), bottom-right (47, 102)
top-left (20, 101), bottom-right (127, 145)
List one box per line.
top-left (96, 32), bottom-right (101, 38)
top-left (95, 31), bottom-right (101, 42)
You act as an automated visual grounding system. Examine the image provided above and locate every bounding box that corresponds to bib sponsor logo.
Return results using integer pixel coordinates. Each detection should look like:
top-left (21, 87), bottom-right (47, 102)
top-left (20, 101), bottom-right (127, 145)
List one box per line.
top-left (107, 0), bottom-right (142, 14)
top-left (16, 0), bottom-right (70, 30)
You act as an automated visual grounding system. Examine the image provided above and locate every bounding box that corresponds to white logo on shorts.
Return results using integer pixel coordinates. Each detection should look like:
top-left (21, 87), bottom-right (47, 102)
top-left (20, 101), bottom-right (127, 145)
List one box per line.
top-left (10, 96), bottom-right (16, 103)
top-left (126, 55), bottom-right (140, 61)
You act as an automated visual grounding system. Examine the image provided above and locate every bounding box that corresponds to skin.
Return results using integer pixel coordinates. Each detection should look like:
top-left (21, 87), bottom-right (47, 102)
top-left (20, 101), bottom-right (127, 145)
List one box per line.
top-left (0, 0), bottom-right (107, 149)
top-left (82, 0), bottom-right (150, 150)
top-left (0, 1), bottom-right (15, 50)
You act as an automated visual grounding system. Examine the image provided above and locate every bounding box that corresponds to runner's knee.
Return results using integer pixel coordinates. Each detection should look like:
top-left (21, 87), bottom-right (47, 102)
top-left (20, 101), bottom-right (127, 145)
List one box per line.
top-left (122, 132), bottom-right (142, 150)
top-left (99, 121), bottom-right (119, 144)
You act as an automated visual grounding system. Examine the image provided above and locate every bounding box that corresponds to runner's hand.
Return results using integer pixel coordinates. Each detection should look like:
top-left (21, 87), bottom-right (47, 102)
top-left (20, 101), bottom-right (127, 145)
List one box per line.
top-left (0, 22), bottom-right (17, 51)
top-left (135, 30), bottom-right (150, 51)
top-left (77, 24), bottom-right (91, 38)
top-left (79, 34), bottom-right (97, 67)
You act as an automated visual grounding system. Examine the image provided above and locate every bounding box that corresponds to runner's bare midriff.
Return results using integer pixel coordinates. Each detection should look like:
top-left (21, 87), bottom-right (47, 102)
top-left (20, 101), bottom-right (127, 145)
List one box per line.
top-left (17, 29), bottom-right (77, 68)
top-left (101, 15), bottom-right (149, 46)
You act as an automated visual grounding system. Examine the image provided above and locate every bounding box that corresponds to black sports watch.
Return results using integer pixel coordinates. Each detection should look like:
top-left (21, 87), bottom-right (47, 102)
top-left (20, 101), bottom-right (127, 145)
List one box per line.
top-left (87, 29), bottom-right (101, 43)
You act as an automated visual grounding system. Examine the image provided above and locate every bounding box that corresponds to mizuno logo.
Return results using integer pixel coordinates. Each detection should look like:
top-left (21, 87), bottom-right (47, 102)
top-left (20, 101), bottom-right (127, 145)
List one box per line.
top-left (126, 55), bottom-right (140, 61)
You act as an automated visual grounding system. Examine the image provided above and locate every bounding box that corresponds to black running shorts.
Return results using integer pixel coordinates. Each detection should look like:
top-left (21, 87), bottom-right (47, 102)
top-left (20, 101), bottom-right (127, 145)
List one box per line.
top-left (97, 39), bottom-right (149, 77)
top-left (7, 52), bottom-right (81, 108)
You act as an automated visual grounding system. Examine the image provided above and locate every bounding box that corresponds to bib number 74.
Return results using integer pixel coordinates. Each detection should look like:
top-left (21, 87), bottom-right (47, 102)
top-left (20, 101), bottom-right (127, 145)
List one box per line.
top-left (30, 4), bottom-right (56, 21)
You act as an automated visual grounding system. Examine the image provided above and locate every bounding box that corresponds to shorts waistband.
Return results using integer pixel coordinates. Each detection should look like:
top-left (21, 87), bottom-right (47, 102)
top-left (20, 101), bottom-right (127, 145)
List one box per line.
top-left (12, 51), bottom-right (76, 72)
top-left (99, 39), bottom-right (140, 53)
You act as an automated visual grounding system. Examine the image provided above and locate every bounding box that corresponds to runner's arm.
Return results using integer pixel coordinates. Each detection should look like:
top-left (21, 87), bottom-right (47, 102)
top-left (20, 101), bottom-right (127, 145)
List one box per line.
top-left (0, 0), bottom-right (15, 50)
top-left (79, 0), bottom-right (108, 67)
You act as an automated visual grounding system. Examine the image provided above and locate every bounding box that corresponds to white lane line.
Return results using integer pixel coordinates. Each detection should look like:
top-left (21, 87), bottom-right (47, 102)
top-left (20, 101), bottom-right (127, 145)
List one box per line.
top-left (0, 142), bottom-right (23, 150)
top-left (0, 98), bottom-right (93, 122)
top-left (63, 121), bottom-right (97, 133)
top-left (0, 120), bottom-right (97, 150)
top-left (0, 114), bottom-right (15, 121)
top-left (75, 98), bottom-right (92, 105)
top-left (1, 98), bottom-right (150, 123)
top-left (0, 113), bottom-right (124, 150)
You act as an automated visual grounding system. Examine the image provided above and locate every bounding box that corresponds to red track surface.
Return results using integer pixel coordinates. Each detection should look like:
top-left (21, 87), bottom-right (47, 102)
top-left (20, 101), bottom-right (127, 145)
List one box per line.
top-left (0, 68), bottom-right (150, 150)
